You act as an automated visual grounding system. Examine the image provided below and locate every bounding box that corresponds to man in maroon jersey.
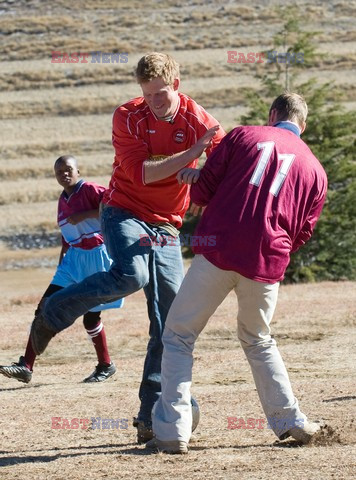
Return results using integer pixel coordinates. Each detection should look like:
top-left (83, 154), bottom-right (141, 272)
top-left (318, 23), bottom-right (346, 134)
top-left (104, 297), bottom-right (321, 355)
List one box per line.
top-left (148, 93), bottom-right (328, 454)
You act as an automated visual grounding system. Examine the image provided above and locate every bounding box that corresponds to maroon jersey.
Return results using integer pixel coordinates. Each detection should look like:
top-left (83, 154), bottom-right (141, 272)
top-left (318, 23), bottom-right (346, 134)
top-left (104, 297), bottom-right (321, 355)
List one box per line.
top-left (191, 124), bottom-right (327, 283)
top-left (58, 180), bottom-right (106, 250)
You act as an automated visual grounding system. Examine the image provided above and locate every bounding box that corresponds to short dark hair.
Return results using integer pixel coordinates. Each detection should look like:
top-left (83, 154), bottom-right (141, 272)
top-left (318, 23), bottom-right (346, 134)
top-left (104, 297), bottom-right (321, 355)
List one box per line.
top-left (270, 92), bottom-right (308, 127)
top-left (54, 155), bottom-right (78, 169)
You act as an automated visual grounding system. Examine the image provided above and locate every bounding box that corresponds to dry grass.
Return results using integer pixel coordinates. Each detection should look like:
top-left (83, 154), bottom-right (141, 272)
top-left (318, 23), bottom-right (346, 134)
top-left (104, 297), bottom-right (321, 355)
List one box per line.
top-left (0, 246), bottom-right (59, 271)
top-left (0, 175), bottom-right (109, 206)
top-left (0, 153), bottom-right (113, 181)
top-left (1, 139), bottom-right (113, 161)
top-left (1, 1), bottom-right (355, 61)
top-left (0, 67), bottom-right (134, 93)
top-left (0, 201), bottom-right (58, 232)
top-left (0, 277), bottom-right (355, 479)
top-left (0, 97), bottom-right (119, 120)
top-left (0, 3), bottom-right (356, 476)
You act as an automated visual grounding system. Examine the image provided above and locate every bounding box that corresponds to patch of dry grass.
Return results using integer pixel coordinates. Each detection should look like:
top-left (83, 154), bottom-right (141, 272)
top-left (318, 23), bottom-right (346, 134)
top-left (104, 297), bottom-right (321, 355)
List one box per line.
top-left (0, 153), bottom-right (114, 181)
top-left (1, 139), bottom-right (112, 160)
top-left (0, 96), bottom-right (119, 120)
top-left (0, 15), bottom-right (78, 35)
top-left (0, 175), bottom-right (110, 206)
top-left (0, 201), bottom-right (58, 232)
top-left (2, 1), bottom-right (354, 61)
top-left (0, 67), bottom-right (134, 92)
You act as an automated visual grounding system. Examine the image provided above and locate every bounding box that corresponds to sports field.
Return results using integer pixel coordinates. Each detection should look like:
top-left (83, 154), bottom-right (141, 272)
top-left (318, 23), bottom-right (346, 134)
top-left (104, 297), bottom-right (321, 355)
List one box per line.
top-left (0, 272), bottom-right (355, 479)
top-left (0, 0), bottom-right (355, 478)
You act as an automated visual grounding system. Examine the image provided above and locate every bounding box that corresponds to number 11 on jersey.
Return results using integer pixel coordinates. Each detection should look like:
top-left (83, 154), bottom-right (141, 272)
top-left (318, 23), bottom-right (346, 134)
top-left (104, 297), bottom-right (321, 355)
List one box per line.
top-left (249, 141), bottom-right (295, 197)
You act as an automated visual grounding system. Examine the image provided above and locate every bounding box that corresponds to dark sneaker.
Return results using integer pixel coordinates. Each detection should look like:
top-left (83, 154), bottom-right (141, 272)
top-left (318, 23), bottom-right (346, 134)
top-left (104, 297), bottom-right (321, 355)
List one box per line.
top-left (133, 417), bottom-right (153, 444)
top-left (146, 437), bottom-right (188, 454)
top-left (83, 362), bottom-right (116, 383)
top-left (0, 356), bottom-right (32, 383)
top-left (30, 313), bottom-right (57, 355)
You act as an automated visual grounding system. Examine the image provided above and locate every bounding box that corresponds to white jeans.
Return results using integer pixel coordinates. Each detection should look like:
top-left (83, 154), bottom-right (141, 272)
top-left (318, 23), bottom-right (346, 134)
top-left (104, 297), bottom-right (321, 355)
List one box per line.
top-left (152, 254), bottom-right (307, 442)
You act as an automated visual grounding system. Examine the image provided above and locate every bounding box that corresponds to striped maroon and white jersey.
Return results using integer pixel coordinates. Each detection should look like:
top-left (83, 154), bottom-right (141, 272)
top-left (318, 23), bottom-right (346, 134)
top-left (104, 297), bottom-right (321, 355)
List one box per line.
top-left (191, 124), bottom-right (328, 283)
top-left (58, 180), bottom-right (106, 250)
top-left (103, 93), bottom-right (225, 228)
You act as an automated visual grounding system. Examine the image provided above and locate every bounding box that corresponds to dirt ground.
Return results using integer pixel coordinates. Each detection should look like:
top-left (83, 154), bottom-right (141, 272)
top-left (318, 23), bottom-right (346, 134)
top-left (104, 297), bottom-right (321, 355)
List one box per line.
top-left (0, 270), bottom-right (355, 480)
top-left (1, 1), bottom-right (355, 478)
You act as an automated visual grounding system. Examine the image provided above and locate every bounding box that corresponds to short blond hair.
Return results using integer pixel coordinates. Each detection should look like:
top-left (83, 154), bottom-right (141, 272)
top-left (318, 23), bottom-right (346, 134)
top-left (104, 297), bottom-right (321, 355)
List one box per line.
top-left (270, 92), bottom-right (308, 127)
top-left (135, 52), bottom-right (180, 85)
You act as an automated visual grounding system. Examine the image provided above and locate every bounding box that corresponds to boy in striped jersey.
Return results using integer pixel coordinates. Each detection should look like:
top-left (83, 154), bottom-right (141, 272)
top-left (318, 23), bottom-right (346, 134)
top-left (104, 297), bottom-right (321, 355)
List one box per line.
top-left (0, 155), bottom-right (123, 383)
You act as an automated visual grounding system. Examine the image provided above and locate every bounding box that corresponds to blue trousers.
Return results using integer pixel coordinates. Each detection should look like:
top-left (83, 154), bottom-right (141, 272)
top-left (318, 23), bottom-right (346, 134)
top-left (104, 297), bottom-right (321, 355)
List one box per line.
top-left (43, 205), bottom-right (184, 423)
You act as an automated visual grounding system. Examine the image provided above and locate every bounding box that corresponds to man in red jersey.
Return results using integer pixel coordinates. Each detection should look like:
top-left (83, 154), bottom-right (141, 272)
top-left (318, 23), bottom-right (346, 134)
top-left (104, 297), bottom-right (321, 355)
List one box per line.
top-left (28, 53), bottom-right (225, 443)
top-left (148, 93), bottom-right (328, 454)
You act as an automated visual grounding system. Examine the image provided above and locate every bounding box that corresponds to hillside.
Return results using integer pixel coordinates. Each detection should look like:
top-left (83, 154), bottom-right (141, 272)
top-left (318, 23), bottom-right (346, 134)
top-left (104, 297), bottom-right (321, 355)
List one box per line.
top-left (0, 0), bottom-right (355, 269)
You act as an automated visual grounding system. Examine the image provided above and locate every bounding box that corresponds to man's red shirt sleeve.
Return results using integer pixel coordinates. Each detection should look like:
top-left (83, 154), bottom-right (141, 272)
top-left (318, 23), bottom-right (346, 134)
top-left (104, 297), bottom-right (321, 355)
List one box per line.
top-left (112, 106), bottom-right (148, 186)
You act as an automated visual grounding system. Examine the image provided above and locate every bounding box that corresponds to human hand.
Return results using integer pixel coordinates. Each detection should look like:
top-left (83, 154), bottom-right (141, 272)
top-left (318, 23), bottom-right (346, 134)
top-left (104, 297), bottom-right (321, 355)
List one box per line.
top-left (189, 203), bottom-right (206, 216)
top-left (66, 212), bottom-right (85, 225)
top-left (177, 167), bottom-right (201, 185)
top-left (193, 125), bottom-right (220, 157)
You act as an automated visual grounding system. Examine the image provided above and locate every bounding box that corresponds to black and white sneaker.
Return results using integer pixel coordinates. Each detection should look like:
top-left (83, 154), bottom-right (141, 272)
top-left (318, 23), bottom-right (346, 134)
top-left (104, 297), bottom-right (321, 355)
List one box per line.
top-left (83, 362), bottom-right (116, 383)
top-left (0, 356), bottom-right (32, 383)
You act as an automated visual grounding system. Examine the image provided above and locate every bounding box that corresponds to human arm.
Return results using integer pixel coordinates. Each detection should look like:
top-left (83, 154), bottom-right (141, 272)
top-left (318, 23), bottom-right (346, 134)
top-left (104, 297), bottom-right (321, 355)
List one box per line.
top-left (112, 102), bottom-right (225, 186)
top-left (177, 129), bottom-right (237, 212)
top-left (143, 125), bottom-right (220, 184)
top-left (176, 167), bottom-right (203, 216)
top-left (176, 167), bottom-right (201, 185)
top-left (66, 209), bottom-right (99, 225)
top-left (190, 129), bottom-right (235, 206)
top-left (291, 188), bottom-right (327, 252)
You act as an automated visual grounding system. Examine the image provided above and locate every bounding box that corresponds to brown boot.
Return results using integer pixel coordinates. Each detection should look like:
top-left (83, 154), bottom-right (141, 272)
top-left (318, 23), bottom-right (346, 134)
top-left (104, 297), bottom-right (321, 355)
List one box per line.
top-left (133, 417), bottom-right (153, 444)
top-left (30, 313), bottom-right (57, 355)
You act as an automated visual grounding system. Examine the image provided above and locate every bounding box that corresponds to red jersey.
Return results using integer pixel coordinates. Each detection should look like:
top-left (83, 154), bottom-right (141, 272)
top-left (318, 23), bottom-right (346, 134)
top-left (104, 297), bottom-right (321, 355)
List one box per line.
top-left (103, 93), bottom-right (225, 227)
top-left (58, 180), bottom-right (105, 250)
top-left (191, 124), bottom-right (328, 283)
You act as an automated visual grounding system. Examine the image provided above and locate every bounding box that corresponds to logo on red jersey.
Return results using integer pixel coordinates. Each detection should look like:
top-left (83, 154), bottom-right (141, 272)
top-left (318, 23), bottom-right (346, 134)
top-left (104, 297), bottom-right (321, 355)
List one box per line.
top-left (173, 129), bottom-right (186, 144)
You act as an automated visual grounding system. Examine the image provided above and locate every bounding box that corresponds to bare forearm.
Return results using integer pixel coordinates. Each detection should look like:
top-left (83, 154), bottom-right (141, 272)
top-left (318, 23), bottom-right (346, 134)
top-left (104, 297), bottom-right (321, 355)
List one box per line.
top-left (144, 146), bottom-right (201, 184)
top-left (144, 124), bottom-right (221, 184)
top-left (80, 209), bottom-right (99, 219)
top-left (67, 209), bottom-right (99, 225)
